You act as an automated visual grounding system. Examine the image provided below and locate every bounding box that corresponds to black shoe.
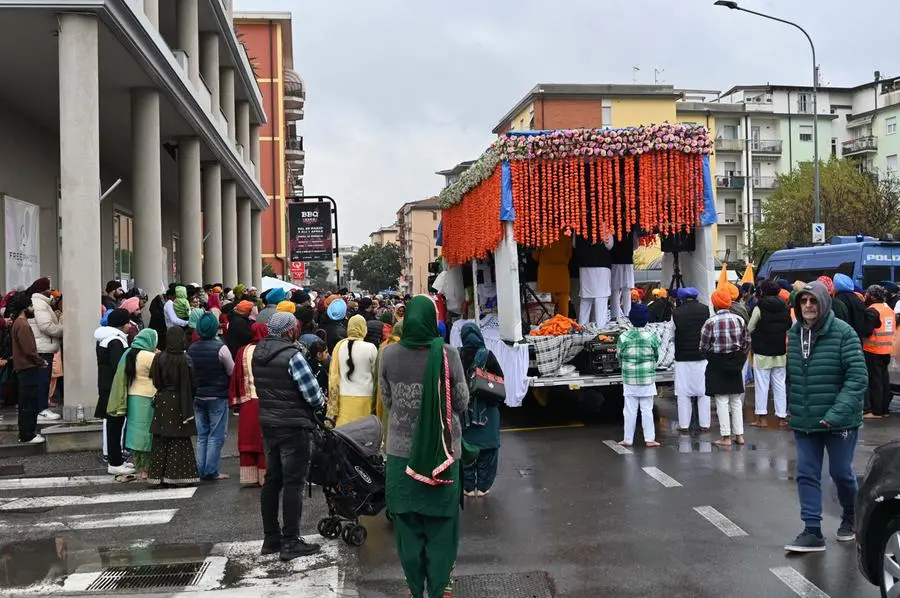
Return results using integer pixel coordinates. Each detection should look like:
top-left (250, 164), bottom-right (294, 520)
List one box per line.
top-left (836, 521), bottom-right (856, 542)
top-left (279, 537), bottom-right (321, 561)
top-left (260, 537), bottom-right (281, 555)
top-left (785, 529), bottom-right (826, 553)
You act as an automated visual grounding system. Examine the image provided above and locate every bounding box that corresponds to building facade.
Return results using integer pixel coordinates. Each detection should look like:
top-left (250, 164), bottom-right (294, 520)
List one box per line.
top-left (0, 0), bottom-right (267, 412)
top-left (397, 197), bottom-right (441, 295)
top-left (369, 225), bottom-right (399, 246)
top-left (234, 12), bottom-right (305, 277)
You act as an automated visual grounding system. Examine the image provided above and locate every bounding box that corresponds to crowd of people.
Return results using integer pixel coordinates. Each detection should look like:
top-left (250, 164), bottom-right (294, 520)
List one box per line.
top-left (0, 278), bottom-right (504, 596)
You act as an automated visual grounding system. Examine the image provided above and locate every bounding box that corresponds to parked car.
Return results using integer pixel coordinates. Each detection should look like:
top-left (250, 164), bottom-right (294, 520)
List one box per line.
top-left (857, 439), bottom-right (900, 597)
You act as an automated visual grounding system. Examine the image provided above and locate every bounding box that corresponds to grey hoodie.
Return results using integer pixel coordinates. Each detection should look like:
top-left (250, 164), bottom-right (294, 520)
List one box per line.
top-left (793, 281), bottom-right (832, 359)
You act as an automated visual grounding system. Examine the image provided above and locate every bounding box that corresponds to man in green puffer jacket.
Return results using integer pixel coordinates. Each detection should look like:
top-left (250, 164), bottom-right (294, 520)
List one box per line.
top-left (784, 280), bottom-right (868, 554)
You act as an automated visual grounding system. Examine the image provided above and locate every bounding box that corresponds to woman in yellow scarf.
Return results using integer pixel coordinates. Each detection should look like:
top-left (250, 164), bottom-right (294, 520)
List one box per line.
top-left (328, 315), bottom-right (378, 427)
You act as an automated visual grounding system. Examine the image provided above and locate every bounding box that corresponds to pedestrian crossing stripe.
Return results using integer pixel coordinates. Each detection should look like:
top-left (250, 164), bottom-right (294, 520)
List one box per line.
top-left (0, 475), bottom-right (114, 491)
top-left (0, 508), bottom-right (178, 531)
top-left (0, 487), bottom-right (196, 510)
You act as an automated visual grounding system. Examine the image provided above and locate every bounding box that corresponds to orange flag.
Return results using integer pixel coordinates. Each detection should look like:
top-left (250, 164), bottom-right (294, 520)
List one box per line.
top-left (741, 264), bottom-right (755, 285)
top-left (717, 262), bottom-right (729, 291)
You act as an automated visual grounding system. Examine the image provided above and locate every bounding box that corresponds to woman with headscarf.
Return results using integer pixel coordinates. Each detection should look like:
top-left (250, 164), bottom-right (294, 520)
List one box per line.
top-left (120, 296), bottom-right (142, 343)
top-left (379, 296), bottom-right (469, 598)
top-left (106, 328), bottom-right (158, 479)
top-left (374, 320), bottom-right (403, 444)
top-left (229, 322), bottom-right (268, 486)
top-left (380, 311), bottom-right (395, 342)
top-left (328, 314), bottom-right (377, 427)
top-left (459, 323), bottom-right (505, 498)
top-left (206, 291), bottom-right (223, 323)
top-left (147, 327), bottom-right (199, 486)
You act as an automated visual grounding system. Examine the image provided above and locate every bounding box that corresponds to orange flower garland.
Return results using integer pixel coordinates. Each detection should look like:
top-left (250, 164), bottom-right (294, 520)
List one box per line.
top-left (441, 166), bottom-right (503, 266)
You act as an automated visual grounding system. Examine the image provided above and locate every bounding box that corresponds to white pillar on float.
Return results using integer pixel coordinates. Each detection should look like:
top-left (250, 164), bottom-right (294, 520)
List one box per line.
top-left (494, 222), bottom-right (523, 342)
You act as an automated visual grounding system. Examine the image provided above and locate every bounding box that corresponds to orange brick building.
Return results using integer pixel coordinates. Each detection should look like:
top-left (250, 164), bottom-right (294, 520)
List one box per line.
top-left (234, 12), bottom-right (305, 276)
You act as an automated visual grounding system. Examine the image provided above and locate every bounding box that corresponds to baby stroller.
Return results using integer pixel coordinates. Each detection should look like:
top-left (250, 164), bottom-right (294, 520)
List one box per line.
top-left (309, 415), bottom-right (386, 547)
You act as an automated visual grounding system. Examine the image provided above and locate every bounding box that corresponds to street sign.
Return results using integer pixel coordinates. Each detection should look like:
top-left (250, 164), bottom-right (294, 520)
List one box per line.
top-left (289, 261), bottom-right (305, 282)
top-left (812, 222), bottom-right (825, 244)
top-left (288, 202), bottom-right (333, 262)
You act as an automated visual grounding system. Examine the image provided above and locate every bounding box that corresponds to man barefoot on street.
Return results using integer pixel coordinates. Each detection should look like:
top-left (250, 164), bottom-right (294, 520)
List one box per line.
top-left (784, 281), bottom-right (867, 553)
top-left (252, 312), bottom-right (324, 561)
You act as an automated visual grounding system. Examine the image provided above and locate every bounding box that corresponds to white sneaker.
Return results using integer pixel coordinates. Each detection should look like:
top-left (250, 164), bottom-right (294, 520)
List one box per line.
top-left (37, 410), bottom-right (61, 421)
top-left (108, 464), bottom-right (135, 476)
top-left (26, 434), bottom-right (45, 444)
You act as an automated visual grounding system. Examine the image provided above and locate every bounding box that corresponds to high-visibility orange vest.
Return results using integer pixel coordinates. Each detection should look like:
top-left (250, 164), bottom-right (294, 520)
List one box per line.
top-left (863, 303), bottom-right (895, 355)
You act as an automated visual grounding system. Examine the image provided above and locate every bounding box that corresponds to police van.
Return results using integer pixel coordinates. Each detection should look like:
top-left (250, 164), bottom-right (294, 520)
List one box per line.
top-left (758, 236), bottom-right (900, 288)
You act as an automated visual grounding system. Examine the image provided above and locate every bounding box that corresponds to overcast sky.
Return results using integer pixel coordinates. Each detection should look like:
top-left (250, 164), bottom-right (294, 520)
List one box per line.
top-left (234, 0), bottom-right (893, 246)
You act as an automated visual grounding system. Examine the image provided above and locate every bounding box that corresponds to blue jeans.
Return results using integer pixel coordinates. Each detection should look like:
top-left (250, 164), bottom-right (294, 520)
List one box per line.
top-left (795, 428), bottom-right (859, 528)
top-left (194, 398), bottom-right (228, 478)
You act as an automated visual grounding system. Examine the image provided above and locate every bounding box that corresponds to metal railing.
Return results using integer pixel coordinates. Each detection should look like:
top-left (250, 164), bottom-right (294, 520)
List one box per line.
top-left (716, 175), bottom-right (745, 189)
top-left (751, 139), bottom-right (782, 154)
top-left (842, 136), bottom-right (878, 156)
top-left (719, 212), bottom-right (743, 224)
top-left (284, 81), bottom-right (306, 99)
top-left (286, 136), bottom-right (304, 152)
top-left (715, 139), bottom-right (744, 152)
top-left (752, 176), bottom-right (778, 189)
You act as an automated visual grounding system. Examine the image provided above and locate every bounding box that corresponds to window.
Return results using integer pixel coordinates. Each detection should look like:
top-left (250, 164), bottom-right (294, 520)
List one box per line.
top-left (752, 199), bottom-right (762, 223)
top-left (799, 125), bottom-right (813, 142)
top-left (433, 247), bottom-right (439, 258)
top-left (725, 235), bottom-right (738, 251)
top-left (432, 212), bottom-right (438, 220)
top-left (433, 229), bottom-right (438, 239)
top-left (602, 99), bottom-right (612, 125)
top-left (888, 116), bottom-right (897, 135)
top-left (831, 138), bottom-right (837, 158)
top-left (724, 161), bottom-right (737, 176)
top-left (888, 154), bottom-right (898, 173)
top-left (864, 267), bottom-right (892, 289)
top-left (797, 93), bottom-right (811, 114)
top-left (722, 125), bottom-right (738, 140)
top-left (113, 211), bottom-right (133, 285)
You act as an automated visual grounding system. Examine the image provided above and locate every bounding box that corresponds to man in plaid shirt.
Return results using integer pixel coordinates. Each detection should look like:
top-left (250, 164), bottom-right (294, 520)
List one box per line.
top-left (617, 303), bottom-right (660, 448)
top-left (701, 289), bottom-right (750, 447)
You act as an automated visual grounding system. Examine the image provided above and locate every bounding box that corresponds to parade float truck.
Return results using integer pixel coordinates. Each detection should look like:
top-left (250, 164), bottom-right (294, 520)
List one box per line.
top-left (437, 124), bottom-right (718, 409)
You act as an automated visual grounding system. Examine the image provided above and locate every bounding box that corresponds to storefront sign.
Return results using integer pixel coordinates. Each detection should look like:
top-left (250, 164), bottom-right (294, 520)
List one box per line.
top-left (289, 202), bottom-right (333, 262)
top-left (4, 196), bottom-right (40, 291)
top-left (289, 261), bottom-right (306, 281)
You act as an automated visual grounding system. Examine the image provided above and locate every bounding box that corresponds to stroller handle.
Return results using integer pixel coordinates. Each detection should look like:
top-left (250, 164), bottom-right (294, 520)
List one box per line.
top-left (313, 408), bottom-right (336, 430)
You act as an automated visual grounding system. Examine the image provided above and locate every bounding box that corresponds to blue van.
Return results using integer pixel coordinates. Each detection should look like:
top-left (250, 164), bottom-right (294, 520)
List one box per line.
top-left (758, 236), bottom-right (900, 289)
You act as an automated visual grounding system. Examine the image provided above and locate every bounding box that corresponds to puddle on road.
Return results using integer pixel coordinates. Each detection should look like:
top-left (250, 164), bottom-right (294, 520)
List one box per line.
top-left (0, 537), bottom-right (215, 589)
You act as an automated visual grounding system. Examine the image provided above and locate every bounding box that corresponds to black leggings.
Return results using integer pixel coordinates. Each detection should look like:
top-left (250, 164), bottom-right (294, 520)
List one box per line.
top-left (105, 415), bottom-right (126, 466)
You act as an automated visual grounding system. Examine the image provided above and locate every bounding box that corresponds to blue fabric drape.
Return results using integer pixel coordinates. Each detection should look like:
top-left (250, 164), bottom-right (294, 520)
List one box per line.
top-left (700, 154), bottom-right (717, 226)
top-left (500, 160), bottom-right (515, 222)
top-left (436, 219), bottom-right (443, 246)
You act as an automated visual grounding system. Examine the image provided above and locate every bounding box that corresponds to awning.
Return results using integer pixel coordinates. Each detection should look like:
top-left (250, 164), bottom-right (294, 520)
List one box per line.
top-left (847, 114), bottom-right (874, 129)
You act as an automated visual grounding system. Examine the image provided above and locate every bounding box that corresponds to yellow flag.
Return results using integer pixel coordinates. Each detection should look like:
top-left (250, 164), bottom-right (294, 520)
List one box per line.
top-left (717, 262), bottom-right (729, 291)
top-left (741, 264), bottom-right (755, 285)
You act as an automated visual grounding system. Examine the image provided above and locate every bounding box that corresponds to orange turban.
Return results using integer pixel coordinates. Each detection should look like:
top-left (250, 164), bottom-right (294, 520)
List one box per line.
top-left (323, 294), bottom-right (341, 308)
top-left (712, 289), bottom-right (733, 310)
top-left (234, 300), bottom-right (254, 315)
top-left (778, 289), bottom-right (790, 304)
top-left (728, 283), bottom-right (740, 300)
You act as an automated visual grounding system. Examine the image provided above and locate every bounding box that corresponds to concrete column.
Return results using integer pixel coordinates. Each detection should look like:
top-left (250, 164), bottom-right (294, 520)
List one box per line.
top-left (202, 162), bottom-right (223, 284)
top-left (250, 124), bottom-right (261, 183)
top-left (59, 13), bottom-right (101, 414)
top-left (143, 0), bottom-right (159, 27)
top-left (131, 89), bottom-right (164, 294)
top-left (220, 67), bottom-right (236, 142)
top-left (237, 198), bottom-right (252, 285)
top-left (200, 32), bottom-right (220, 113)
top-left (178, 137), bottom-right (203, 283)
top-left (251, 208), bottom-right (262, 288)
top-left (222, 180), bottom-right (238, 286)
top-left (176, 0), bottom-right (200, 88)
top-left (236, 101), bottom-right (250, 162)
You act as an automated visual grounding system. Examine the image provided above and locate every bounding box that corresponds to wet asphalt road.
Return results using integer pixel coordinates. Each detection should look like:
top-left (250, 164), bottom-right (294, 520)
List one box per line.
top-left (0, 390), bottom-right (896, 597)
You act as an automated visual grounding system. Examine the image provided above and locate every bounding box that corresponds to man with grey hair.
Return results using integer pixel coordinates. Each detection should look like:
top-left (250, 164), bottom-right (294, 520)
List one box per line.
top-left (252, 312), bottom-right (324, 561)
top-left (784, 280), bottom-right (867, 554)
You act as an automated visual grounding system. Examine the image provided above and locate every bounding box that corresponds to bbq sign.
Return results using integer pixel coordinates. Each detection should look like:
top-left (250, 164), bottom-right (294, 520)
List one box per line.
top-left (289, 202), bottom-right (333, 262)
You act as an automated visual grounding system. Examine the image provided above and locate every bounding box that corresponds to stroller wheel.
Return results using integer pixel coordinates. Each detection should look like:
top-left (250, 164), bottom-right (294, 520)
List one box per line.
top-left (343, 524), bottom-right (367, 547)
top-left (318, 517), bottom-right (342, 540)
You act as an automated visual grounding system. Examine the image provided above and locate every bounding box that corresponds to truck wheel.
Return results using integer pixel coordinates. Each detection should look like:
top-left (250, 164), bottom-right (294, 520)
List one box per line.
top-left (880, 517), bottom-right (900, 598)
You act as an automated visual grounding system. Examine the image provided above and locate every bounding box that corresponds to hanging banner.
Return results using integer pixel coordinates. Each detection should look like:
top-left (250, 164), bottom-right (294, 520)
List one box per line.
top-left (4, 196), bottom-right (40, 291)
top-left (288, 202), bottom-right (333, 262)
top-left (289, 261), bottom-right (306, 282)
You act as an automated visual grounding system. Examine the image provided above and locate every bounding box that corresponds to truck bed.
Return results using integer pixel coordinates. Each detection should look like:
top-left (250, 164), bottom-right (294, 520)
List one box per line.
top-left (528, 369), bottom-right (675, 389)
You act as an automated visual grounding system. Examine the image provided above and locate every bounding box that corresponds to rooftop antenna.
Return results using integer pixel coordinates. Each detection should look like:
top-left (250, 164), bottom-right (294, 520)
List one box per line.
top-left (654, 68), bottom-right (665, 84)
top-left (632, 65), bottom-right (640, 83)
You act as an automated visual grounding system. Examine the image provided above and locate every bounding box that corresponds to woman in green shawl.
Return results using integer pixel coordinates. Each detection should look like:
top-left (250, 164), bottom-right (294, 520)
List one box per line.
top-left (378, 296), bottom-right (469, 598)
top-left (106, 328), bottom-right (158, 479)
top-left (173, 286), bottom-right (190, 321)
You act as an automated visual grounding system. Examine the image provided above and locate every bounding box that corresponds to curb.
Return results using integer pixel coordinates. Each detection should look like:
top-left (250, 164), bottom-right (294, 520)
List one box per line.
top-left (0, 441), bottom-right (46, 458)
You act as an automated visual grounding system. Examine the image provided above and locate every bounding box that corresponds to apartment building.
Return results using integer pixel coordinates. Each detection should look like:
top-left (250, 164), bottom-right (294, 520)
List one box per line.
top-left (234, 12), bottom-right (305, 277)
top-left (397, 197), bottom-right (442, 295)
top-left (369, 225), bottom-right (399, 246)
top-left (0, 0), bottom-right (267, 412)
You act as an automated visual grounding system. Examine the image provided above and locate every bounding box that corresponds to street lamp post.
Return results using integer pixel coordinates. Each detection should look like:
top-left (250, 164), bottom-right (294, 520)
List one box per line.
top-left (714, 1), bottom-right (821, 233)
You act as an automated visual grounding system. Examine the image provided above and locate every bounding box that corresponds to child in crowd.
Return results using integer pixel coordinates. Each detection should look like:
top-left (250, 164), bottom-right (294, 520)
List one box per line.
top-left (617, 303), bottom-right (660, 448)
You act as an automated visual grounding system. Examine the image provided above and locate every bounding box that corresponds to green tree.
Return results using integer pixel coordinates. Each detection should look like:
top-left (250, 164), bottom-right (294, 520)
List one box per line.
top-left (306, 261), bottom-right (331, 288)
top-left (261, 261), bottom-right (276, 278)
top-left (752, 158), bottom-right (900, 262)
top-left (346, 243), bottom-right (402, 292)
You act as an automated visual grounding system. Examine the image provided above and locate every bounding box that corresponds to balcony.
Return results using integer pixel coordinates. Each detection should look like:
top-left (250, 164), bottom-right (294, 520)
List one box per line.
top-left (715, 139), bottom-right (744, 152)
top-left (719, 211), bottom-right (743, 225)
top-left (284, 69), bottom-right (306, 112)
top-left (286, 135), bottom-right (305, 169)
top-left (752, 176), bottom-right (778, 189)
top-left (751, 139), bottom-right (782, 154)
top-left (842, 136), bottom-right (878, 157)
top-left (716, 175), bottom-right (745, 189)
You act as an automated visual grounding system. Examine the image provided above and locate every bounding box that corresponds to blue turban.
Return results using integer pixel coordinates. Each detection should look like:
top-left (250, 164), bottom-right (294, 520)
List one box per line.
top-left (628, 303), bottom-right (651, 328)
top-left (266, 288), bottom-right (287, 305)
top-left (327, 298), bottom-right (347, 321)
top-left (777, 279), bottom-right (792, 292)
top-left (676, 287), bottom-right (699, 300)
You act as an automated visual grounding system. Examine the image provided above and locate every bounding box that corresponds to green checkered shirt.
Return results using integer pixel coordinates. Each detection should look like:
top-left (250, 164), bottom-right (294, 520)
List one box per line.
top-left (616, 328), bottom-right (660, 386)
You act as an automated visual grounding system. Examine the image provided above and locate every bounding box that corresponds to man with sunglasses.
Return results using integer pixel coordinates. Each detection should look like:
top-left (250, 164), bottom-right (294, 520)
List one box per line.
top-left (784, 281), bottom-right (867, 554)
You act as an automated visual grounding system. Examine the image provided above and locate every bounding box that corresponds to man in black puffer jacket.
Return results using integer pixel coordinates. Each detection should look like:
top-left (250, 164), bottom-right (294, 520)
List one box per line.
top-left (672, 287), bottom-right (712, 432)
top-left (252, 312), bottom-right (324, 562)
top-left (832, 273), bottom-right (878, 343)
top-left (748, 280), bottom-right (792, 427)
